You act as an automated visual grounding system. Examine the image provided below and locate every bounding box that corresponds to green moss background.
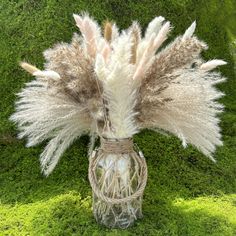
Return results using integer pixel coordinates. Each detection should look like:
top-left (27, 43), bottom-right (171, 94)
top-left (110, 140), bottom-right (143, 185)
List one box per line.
top-left (0, 0), bottom-right (235, 235)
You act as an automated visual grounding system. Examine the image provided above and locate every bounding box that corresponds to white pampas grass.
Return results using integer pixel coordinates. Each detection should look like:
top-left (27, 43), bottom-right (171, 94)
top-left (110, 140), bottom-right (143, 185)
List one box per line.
top-left (10, 78), bottom-right (91, 175)
top-left (103, 63), bottom-right (138, 138)
top-left (153, 21), bottom-right (171, 50)
top-left (134, 21), bottom-right (171, 82)
top-left (73, 13), bottom-right (101, 58)
top-left (96, 30), bottom-right (139, 138)
top-left (200, 59), bottom-right (227, 71)
top-left (182, 21), bottom-right (196, 40)
top-left (33, 70), bottom-right (61, 80)
top-left (138, 69), bottom-right (226, 160)
top-left (145, 16), bottom-right (165, 39)
top-left (11, 14), bottom-right (227, 175)
top-left (133, 34), bottom-right (156, 81)
top-left (95, 54), bottom-right (107, 80)
top-left (111, 23), bottom-right (119, 42)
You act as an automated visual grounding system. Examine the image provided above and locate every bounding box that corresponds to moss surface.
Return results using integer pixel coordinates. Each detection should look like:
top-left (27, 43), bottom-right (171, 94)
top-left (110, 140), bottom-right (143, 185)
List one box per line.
top-left (0, 0), bottom-right (235, 235)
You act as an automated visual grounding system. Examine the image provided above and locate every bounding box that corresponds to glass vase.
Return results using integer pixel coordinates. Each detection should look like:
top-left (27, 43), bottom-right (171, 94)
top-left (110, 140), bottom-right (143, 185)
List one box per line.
top-left (89, 137), bottom-right (147, 229)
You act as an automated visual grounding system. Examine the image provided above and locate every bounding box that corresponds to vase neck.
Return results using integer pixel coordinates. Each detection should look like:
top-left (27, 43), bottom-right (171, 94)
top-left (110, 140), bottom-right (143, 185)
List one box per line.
top-left (100, 137), bottom-right (134, 154)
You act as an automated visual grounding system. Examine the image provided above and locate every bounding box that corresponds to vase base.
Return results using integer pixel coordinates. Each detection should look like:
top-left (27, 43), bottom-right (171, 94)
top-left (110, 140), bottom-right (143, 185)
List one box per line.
top-left (93, 198), bottom-right (143, 229)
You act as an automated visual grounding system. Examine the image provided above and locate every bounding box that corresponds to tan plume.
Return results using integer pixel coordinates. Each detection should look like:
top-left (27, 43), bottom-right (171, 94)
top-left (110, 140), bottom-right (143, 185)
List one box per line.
top-left (130, 23), bottom-right (140, 64)
top-left (104, 21), bottom-right (112, 42)
top-left (20, 62), bottom-right (40, 74)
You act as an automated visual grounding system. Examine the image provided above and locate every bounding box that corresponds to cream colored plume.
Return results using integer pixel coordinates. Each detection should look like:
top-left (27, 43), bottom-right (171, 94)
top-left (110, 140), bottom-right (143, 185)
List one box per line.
top-left (200, 59), bottom-right (227, 71)
top-left (182, 21), bottom-right (196, 40)
top-left (20, 62), bottom-right (39, 74)
top-left (134, 21), bottom-right (171, 82)
top-left (96, 30), bottom-right (139, 138)
top-left (73, 13), bottom-right (101, 58)
top-left (145, 16), bottom-right (165, 39)
top-left (20, 62), bottom-right (60, 80)
top-left (153, 21), bottom-right (171, 50)
top-left (33, 70), bottom-right (61, 80)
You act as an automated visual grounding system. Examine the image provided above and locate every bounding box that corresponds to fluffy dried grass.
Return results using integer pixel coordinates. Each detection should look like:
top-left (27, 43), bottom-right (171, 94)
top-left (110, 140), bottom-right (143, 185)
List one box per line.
top-left (11, 14), bottom-right (227, 175)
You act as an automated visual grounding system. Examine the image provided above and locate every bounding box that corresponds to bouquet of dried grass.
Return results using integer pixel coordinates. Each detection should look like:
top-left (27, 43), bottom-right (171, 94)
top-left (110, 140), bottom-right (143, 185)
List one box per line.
top-left (10, 13), bottom-right (226, 228)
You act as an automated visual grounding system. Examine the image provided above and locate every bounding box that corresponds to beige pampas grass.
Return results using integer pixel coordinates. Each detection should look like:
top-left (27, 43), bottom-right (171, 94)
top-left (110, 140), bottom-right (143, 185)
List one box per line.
top-left (20, 62), bottom-right (40, 74)
top-left (11, 14), bottom-right (227, 175)
top-left (104, 21), bottom-right (112, 42)
top-left (130, 22), bottom-right (141, 64)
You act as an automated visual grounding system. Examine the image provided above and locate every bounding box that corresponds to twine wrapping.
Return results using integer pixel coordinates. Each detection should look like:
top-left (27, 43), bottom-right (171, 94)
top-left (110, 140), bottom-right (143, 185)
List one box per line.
top-left (100, 137), bottom-right (134, 154)
top-left (88, 137), bottom-right (147, 204)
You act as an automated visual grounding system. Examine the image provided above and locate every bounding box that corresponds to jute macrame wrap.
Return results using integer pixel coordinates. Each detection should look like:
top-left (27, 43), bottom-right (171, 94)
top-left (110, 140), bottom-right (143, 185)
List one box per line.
top-left (88, 137), bottom-right (148, 204)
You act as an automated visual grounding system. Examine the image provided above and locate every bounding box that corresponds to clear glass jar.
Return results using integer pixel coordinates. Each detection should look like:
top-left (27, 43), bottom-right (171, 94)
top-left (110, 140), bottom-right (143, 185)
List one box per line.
top-left (89, 137), bottom-right (147, 228)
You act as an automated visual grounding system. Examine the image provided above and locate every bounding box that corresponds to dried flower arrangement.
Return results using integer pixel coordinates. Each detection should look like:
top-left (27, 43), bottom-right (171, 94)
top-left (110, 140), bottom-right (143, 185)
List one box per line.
top-left (10, 13), bottom-right (227, 228)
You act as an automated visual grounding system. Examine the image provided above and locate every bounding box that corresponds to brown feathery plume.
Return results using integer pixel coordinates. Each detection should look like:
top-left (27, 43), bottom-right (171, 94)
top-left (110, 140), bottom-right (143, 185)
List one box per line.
top-left (137, 36), bottom-right (208, 107)
top-left (42, 33), bottom-right (103, 130)
top-left (43, 33), bottom-right (101, 105)
top-left (104, 21), bottom-right (112, 42)
top-left (145, 36), bottom-right (208, 84)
